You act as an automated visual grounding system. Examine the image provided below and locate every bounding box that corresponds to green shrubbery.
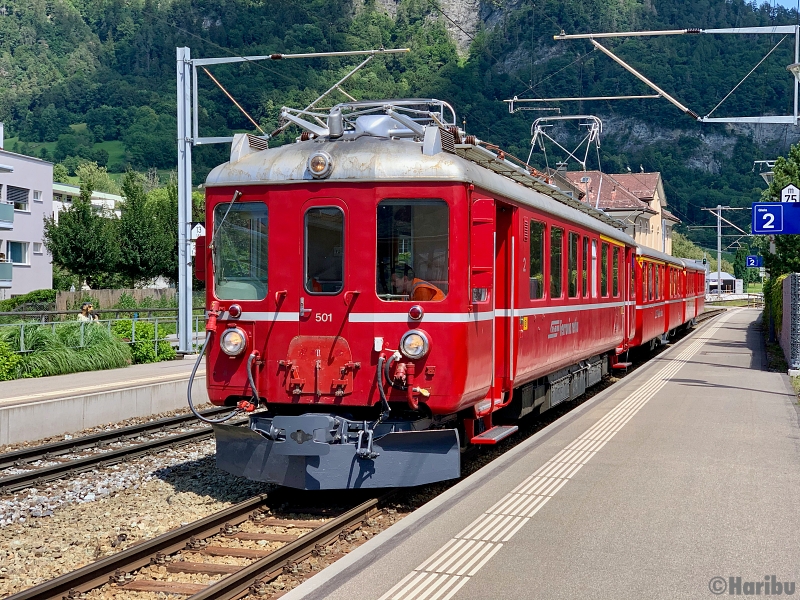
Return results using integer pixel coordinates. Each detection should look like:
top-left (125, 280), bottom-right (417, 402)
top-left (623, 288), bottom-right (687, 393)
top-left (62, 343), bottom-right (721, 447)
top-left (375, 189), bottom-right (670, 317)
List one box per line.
top-left (111, 319), bottom-right (176, 364)
top-left (0, 323), bottom-right (131, 379)
top-left (764, 274), bottom-right (789, 335)
top-left (0, 341), bottom-right (21, 381)
top-left (0, 289), bottom-right (57, 312)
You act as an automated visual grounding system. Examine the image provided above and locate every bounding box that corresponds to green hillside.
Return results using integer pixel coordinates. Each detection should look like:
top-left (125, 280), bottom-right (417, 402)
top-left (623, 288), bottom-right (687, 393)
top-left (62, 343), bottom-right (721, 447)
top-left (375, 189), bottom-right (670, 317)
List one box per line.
top-left (1, 0), bottom-right (795, 248)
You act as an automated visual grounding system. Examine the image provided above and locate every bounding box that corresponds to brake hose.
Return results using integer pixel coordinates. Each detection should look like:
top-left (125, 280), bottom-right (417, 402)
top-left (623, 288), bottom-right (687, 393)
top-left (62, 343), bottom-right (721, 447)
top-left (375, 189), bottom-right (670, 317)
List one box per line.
top-left (383, 351), bottom-right (407, 391)
top-left (375, 356), bottom-right (391, 426)
top-left (247, 351), bottom-right (260, 406)
top-left (187, 327), bottom-right (241, 425)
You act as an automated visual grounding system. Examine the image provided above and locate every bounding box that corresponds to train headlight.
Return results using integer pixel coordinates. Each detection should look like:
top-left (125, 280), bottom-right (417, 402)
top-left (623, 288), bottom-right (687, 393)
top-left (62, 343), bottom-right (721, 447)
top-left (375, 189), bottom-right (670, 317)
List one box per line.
top-left (220, 327), bottom-right (247, 356)
top-left (308, 151), bottom-right (333, 179)
top-left (400, 330), bottom-right (430, 359)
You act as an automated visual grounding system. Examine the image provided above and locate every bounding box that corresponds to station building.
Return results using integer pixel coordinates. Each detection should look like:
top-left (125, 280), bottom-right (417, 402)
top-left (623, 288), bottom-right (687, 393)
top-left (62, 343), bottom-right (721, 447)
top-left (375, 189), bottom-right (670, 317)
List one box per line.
top-left (556, 170), bottom-right (680, 255)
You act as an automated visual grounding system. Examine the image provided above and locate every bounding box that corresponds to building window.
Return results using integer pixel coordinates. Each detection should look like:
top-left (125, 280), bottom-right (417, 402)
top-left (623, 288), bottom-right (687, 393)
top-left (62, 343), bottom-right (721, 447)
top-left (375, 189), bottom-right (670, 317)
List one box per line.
top-left (529, 220), bottom-right (545, 299)
top-left (33, 242), bottom-right (43, 254)
top-left (54, 193), bottom-right (64, 203)
top-left (8, 186), bottom-right (29, 211)
top-left (8, 241), bottom-right (28, 264)
top-left (33, 190), bottom-right (42, 202)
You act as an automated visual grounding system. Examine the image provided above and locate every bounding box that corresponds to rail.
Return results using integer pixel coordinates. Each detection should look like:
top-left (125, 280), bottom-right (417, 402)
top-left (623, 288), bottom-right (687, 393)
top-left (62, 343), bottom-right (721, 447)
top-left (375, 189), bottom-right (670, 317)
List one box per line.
top-left (0, 408), bottom-right (243, 494)
top-left (6, 494), bottom-right (389, 600)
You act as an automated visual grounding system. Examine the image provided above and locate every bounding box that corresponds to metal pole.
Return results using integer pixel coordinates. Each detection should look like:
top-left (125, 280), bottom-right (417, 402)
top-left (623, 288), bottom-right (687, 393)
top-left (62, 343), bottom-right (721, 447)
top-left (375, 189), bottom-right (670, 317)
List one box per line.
top-left (717, 205), bottom-right (722, 299)
top-left (795, 26), bottom-right (799, 126)
top-left (177, 47), bottom-right (194, 354)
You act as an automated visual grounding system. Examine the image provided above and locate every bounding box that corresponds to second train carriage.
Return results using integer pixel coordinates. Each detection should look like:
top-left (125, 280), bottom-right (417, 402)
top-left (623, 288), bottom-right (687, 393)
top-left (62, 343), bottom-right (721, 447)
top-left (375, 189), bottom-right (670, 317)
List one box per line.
top-left (191, 99), bottom-right (705, 489)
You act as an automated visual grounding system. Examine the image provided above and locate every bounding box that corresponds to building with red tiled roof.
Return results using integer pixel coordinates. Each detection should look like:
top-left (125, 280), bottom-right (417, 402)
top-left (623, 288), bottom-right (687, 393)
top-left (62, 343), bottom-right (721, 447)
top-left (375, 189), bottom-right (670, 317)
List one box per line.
top-left (558, 170), bottom-right (680, 255)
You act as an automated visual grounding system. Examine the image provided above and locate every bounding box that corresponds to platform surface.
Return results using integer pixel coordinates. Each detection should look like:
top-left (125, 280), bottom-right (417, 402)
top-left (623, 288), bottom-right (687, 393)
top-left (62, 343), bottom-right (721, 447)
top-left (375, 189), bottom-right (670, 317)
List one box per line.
top-left (285, 309), bottom-right (800, 600)
top-left (0, 358), bottom-right (204, 408)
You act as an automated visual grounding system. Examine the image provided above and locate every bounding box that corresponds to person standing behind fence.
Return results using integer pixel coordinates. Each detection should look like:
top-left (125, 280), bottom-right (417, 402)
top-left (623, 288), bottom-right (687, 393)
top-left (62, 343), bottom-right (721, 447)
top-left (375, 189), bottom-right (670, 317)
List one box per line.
top-left (77, 302), bottom-right (98, 322)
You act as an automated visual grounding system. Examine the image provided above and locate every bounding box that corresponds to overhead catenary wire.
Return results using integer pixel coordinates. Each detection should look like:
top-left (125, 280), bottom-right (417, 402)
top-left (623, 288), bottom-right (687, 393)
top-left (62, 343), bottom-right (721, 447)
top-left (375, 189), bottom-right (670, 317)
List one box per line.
top-left (201, 67), bottom-right (266, 135)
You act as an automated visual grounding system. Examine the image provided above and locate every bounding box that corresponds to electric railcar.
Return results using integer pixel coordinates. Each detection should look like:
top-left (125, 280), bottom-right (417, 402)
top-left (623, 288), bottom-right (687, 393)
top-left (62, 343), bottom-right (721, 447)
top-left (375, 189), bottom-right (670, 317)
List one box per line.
top-left (190, 99), bottom-right (705, 490)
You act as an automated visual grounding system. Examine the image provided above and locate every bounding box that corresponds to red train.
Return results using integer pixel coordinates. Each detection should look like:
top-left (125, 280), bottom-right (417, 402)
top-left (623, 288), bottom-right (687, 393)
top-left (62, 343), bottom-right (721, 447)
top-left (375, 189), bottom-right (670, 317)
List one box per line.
top-left (190, 99), bottom-right (705, 489)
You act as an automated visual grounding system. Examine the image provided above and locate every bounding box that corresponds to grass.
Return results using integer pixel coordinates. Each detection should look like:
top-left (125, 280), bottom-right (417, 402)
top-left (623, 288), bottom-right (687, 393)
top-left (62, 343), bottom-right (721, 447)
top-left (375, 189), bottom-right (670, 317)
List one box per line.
top-left (747, 282), bottom-right (764, 293)
top-left (0, 322), bottom-right (132, 379)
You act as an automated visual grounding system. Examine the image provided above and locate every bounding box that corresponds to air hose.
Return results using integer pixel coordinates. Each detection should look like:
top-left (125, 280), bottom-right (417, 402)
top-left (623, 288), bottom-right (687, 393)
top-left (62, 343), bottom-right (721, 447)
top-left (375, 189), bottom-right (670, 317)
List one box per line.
top-left (187, 304), bottom-right (241, 425)
top-left (375, 356), bottom-right (392, 426)
top-left (383, 351), bottom-right (407, 391)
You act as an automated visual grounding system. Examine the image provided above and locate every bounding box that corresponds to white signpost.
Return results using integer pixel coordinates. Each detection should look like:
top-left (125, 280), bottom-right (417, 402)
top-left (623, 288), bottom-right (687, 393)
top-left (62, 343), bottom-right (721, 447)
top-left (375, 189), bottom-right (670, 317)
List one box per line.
top-left (781, 183), bottom-right (800, 203)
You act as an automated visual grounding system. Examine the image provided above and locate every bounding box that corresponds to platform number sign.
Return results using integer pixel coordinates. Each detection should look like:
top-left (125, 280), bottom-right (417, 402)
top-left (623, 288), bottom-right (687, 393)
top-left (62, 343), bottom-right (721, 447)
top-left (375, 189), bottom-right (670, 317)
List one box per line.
top-left (746, 255), bottom-right (762, 268)
top-left (781, 184), bottom-right (800, 203)
top-left (750, 202), bottom-right (800, 235)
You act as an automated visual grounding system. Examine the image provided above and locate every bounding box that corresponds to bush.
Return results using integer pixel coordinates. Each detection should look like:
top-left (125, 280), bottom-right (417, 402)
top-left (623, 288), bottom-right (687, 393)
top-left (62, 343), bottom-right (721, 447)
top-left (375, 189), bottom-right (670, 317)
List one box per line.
top-left (0, 289), bottom-right (57, 312)
top-left (111, 319), bottom-right (176, 364)
top-left (0, 341), bottom-right (21, 381)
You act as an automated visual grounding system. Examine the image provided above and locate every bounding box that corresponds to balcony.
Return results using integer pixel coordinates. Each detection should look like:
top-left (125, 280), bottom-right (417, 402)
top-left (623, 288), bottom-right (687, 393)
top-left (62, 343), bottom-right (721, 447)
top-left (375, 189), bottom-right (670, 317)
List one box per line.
top-left (0, 201), bottom-right (12, 230)
top-left (0, 261), bottom-right (11, 289)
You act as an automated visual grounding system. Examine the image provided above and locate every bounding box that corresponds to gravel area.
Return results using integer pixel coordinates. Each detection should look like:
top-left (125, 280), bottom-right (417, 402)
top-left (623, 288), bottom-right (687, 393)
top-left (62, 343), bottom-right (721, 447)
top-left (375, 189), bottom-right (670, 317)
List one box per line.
top-left (0, 441), bottom-right (270, 597)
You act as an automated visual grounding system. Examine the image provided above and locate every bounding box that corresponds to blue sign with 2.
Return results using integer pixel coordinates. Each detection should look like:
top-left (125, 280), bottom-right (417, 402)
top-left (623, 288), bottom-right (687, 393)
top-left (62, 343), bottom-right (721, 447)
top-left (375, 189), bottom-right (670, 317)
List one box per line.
top-left (752, 202), bottom-right (800, 234)
top-left (746, 255), bottom-right (762, 267)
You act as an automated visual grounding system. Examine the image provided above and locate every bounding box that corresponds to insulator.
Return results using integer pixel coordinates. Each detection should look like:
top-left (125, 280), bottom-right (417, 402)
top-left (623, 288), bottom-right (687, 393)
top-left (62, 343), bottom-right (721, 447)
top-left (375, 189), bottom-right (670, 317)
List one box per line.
top-left (465, 135), bottom-right (477, 145)
top-left (447, 126), bottom-right (462, 144)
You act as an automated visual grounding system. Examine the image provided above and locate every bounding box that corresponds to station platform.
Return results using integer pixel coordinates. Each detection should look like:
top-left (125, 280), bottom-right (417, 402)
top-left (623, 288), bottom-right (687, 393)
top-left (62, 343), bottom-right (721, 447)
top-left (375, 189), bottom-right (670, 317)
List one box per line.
top-left (0, 358), bottom-right (207, 445)
top-left (285, 308), bottom-right (800, 600)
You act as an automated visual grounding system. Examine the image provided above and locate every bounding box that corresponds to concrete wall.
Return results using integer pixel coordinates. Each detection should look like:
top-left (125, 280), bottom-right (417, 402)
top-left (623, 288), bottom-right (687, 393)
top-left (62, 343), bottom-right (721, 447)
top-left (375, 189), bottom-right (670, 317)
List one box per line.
top-left (0, 376), bottom-right (208, 445)
top-left (0, 149), bottom-right (53, 299)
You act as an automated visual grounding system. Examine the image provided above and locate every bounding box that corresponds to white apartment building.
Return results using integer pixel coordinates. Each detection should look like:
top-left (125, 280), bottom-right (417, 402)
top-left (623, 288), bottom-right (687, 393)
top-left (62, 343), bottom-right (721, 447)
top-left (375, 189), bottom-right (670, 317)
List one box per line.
top-left (52, 182), bottom-right (122, 221)
top-left (0, 142), bottom-right (53, 299)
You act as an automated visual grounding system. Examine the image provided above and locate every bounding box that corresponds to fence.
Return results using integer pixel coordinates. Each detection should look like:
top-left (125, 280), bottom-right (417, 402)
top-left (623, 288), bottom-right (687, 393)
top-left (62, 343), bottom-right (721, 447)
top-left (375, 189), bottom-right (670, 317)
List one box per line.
top-left (780, 274), bottom-right (800, 374)
top-left (0, 309), bottom-right (207, 357)
top-left (55, 288), bottom-right (177, 312)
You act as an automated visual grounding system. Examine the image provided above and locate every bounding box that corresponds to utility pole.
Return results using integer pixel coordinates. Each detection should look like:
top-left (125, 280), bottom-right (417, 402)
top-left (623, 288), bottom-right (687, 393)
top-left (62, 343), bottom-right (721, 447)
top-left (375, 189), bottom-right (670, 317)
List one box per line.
top-left (717, 204), bottom-right (722, 299)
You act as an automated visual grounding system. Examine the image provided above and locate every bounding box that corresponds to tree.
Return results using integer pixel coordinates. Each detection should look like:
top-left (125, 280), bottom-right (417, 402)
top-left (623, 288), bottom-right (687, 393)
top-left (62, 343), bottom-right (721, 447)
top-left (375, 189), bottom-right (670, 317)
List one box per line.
top-left (117, 171), bottom-right (173, 286)
top-left (760, 143), bottom-right (800, 277)
top-left (43, 182), bottom-right (120, 289)
top-left (74, 162), bottom-right (120, 195)
top-left (733, 246), bottom-right (748, 283)
top-left (53, 163), bottom-right (70, 183)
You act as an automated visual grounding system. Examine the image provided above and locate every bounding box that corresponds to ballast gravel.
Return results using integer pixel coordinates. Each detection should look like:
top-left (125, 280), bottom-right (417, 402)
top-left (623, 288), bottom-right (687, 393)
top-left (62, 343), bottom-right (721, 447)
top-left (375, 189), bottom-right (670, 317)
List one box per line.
top-left (0, 440), bottom-right (269, 597)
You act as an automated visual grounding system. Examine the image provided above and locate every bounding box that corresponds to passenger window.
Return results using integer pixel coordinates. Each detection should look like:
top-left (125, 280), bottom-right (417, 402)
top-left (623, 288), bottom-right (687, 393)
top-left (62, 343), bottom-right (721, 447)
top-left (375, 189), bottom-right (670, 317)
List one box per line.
top-left (529, 220), bottom-right (545, 299)
top-left (600, 242), bottom-right (608, 297)
top-left (591, 240), bottom-right (598, 298)
top-left (612, 246), bottom-right (619, 297)
top-left (582, 237), bottom-right (589, 297)
top-left (376, 200), bottom-right (449, 301)
top-left (213, 203), bottom-right (268, 301)
top-left (656, 265), bottom-right (661, 299)
top-left (648, 263), bottom-right (654, 301)
top-left (568, 232), bottom-right (579, 298)
top-left (305, 207), bottom-right (344, 294)
top-left (550, 227), bottom-right (563, 298)
top-left (630, 255), bottom-right (636, 300)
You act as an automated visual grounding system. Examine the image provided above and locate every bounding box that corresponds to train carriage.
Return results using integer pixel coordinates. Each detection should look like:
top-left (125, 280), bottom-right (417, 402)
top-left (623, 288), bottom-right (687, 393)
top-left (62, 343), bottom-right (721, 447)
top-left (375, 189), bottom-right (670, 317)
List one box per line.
top-left (191, 99), bottom-right (704, 490)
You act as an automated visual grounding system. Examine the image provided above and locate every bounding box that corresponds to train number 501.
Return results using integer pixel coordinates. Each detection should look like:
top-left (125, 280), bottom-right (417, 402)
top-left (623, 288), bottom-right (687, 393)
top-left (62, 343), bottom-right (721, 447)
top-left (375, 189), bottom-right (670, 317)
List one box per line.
top-left (315, 313), bottom-right (332, 322)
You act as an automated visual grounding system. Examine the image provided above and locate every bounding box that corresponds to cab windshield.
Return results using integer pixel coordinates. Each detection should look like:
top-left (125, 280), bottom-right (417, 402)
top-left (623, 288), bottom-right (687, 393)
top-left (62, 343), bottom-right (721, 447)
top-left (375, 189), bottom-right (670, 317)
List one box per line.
top-left (213, 203), bottom-right (268, 300)
top-left (376, 200), bottom-right (449, 301)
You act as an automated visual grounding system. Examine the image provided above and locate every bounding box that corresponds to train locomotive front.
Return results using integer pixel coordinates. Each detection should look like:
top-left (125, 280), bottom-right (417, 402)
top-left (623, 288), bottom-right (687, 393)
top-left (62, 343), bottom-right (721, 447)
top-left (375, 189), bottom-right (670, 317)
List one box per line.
top-left (198, 101), bottom-right (492, 489)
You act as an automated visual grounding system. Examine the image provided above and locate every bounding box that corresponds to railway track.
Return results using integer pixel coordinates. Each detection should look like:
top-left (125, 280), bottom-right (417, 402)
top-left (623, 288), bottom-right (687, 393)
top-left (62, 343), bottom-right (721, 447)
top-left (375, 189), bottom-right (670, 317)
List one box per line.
top-left (7, 492), bottom-right (390, 600)
top-left (0, 407), bottom-right (241, 494)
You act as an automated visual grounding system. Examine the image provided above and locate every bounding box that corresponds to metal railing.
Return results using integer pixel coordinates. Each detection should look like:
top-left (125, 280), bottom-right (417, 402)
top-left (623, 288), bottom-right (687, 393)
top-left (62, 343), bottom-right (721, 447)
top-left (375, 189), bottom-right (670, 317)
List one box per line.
top-left (0, 312), bottom-right (207, 356)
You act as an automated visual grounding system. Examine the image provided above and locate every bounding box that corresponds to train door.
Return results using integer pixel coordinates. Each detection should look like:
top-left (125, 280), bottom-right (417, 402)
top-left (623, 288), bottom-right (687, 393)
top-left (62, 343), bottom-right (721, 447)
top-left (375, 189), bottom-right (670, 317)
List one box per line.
top-left (627, 247), bottom-right (636, 341)
top-left (289, 197), bottom-right (354, 400)
top-left (493, 202), bottom-right (516, 398)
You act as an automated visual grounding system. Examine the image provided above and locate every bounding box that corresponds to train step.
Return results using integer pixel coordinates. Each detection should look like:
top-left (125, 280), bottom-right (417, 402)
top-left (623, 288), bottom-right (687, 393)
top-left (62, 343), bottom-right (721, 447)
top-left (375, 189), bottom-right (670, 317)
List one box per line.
top-left (471, 425), bottom-right (519, 445)
top-left (612, 361), bottom-right (632, 369)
